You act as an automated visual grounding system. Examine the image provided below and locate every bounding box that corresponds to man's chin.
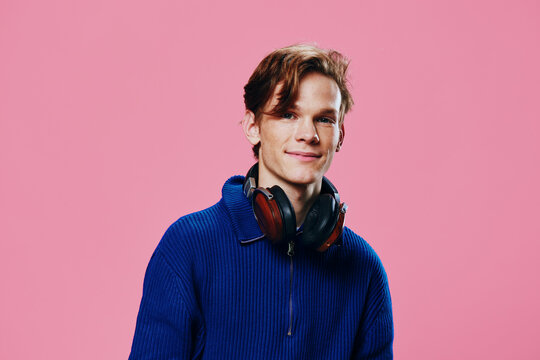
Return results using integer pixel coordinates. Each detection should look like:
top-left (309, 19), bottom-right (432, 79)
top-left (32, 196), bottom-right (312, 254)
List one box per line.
top-left (283, 173), bottom-right (323, 187)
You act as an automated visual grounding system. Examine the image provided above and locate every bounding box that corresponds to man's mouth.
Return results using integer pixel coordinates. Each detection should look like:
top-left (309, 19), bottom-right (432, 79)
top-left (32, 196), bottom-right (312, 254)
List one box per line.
top-left (286, 151), bottom-right (321, 161)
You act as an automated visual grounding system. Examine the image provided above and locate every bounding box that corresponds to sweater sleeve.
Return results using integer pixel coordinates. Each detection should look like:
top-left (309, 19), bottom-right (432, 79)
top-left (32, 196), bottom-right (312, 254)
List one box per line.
top-left (128, 248), bottom-right (204, 360)
top-left (353, 254), bottom-right (394, 360)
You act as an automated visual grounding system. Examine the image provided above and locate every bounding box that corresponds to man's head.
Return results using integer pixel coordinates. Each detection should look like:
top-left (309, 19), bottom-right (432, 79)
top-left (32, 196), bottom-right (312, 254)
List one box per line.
top-left (242, 44), bottom-right (354, 189)
top-left (243, 44), bottom-right (354, 159)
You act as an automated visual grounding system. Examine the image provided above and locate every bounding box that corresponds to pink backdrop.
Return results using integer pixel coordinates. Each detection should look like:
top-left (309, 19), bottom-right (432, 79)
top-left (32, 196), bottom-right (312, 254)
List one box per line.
top-left (1, 0), bottom-right (539, 358)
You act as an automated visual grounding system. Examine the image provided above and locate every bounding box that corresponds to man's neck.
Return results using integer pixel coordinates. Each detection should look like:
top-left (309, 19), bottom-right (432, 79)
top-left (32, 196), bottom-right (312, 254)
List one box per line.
top-left (257, 168), bottom-right (322, 228)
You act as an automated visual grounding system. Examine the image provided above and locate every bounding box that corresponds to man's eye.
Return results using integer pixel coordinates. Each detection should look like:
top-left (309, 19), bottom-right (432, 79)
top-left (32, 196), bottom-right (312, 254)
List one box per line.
top-left (318, 117), bottom-right (334, 123)
top-left (282, 113), bottom-right (295, 119)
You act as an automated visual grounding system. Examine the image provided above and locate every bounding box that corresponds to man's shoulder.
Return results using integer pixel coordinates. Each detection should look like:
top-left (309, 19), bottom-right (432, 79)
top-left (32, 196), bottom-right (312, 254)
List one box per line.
top-left (156, 200), bottom-right (232, 255)
top-left (162, 175), bottom-right (247, 239)
top-left (341, 226), bottom-right (375, 254)
top-left (172, 200), bottom-right (230, 232)
top-left (340, 226), bottom-right (387, 273)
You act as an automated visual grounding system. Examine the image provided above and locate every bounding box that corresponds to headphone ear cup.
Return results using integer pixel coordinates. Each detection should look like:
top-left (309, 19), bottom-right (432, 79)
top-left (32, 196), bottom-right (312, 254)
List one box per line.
top-left (302, 194), bottom-right (340, 250)
top-left (268, 185), bottom-right (297, 243)
top-left (252, 189), bottom-right (285, 245)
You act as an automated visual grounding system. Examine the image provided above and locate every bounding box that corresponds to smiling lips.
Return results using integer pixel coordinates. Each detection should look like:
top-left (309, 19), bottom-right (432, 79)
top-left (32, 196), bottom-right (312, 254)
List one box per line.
top-left (286, 151), bottom-right (322, 161)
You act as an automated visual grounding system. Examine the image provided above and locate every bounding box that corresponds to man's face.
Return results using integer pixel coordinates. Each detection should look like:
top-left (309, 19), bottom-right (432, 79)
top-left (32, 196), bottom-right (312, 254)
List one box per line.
top-left (245, 72), bottom-right (343, 188)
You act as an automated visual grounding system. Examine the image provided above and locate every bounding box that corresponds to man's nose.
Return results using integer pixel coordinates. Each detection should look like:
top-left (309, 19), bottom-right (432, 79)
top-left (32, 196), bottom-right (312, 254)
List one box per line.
top-left (295, 117), bottom-right (320, 144)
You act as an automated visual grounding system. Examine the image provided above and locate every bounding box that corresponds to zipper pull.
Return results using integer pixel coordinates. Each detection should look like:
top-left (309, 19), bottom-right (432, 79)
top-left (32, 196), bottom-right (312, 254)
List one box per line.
top-left (287, 240), bottom-right (295, 257)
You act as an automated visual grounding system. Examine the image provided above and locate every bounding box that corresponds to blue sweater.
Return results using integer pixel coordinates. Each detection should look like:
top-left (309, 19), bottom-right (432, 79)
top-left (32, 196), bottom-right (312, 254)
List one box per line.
top-left (129, 176), bottom-right (393, 359)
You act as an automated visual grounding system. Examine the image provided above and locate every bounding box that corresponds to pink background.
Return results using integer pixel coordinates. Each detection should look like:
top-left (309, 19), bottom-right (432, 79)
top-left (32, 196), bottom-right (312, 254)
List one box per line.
top-left (1, 0), bottom-right (539, 358)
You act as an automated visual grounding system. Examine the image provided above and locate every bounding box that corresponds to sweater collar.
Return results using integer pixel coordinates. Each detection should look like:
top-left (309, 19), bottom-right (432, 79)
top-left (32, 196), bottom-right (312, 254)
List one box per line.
top-left (221, 175), bottom-right (265, 244)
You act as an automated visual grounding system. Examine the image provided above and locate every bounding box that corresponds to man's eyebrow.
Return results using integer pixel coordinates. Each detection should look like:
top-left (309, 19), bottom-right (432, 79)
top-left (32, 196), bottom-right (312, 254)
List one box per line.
top-left (317, 108), bottom-right (339, 116)
top-left (289, 105), bottom-right (338, 116)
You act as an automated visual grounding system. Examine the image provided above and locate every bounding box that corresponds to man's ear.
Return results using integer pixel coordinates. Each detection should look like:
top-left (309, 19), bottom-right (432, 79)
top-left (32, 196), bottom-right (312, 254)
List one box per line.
top-left (336, 123), bottom-right (345, 152)
top-left (242, 110), bottom-right (261, 146)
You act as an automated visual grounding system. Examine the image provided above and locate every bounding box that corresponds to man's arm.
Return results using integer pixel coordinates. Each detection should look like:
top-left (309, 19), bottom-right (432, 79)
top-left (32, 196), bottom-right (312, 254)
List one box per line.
top-left (353, 257), bottom-right (394, 359)
top-left (129, 248), bottom-right (204, 360)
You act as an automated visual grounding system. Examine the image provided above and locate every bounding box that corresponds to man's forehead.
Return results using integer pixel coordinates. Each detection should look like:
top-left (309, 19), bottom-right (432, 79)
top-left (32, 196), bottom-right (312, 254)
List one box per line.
top-left (266, 78), bottom-right (341, 112)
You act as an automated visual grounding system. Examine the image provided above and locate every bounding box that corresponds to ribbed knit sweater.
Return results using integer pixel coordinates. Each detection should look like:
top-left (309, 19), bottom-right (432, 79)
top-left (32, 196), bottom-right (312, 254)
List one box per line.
top-left (129, 175), bottom-right (393, 359)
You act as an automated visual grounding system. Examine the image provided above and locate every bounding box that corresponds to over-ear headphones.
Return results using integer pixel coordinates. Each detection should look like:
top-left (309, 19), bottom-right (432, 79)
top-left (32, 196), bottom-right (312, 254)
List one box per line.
top-left (243, 163), bottom-right (347, 252)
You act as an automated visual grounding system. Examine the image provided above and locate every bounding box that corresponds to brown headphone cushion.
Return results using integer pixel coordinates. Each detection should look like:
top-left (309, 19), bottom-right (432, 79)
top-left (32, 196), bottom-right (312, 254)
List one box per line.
top-left (252, 190), bottom-right (284, 244)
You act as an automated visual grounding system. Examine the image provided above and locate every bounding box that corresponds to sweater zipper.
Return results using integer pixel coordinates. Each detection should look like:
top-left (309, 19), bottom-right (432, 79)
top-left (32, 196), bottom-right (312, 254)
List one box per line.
top-left (287, 240), bottom-right (295, 336)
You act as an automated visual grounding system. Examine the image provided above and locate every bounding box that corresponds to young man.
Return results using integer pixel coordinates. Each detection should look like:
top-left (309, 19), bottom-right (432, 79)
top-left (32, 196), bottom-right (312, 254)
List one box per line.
top-left (129, 44), bottom-right (393, 359)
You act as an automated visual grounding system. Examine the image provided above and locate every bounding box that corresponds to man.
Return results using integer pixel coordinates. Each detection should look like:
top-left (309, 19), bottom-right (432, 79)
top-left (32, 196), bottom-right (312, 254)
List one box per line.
top-left (129, 44), bottom-right (393, 359)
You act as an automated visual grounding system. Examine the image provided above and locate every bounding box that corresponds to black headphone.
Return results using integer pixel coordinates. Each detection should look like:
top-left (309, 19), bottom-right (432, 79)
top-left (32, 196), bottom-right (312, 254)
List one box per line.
top-left (243, 163), bottom-right (347, 252)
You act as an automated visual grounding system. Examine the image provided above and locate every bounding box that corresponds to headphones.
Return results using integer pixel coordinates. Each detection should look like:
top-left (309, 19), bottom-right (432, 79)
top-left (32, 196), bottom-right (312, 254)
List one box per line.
top-left (243, 163), bottom-right (347, 252)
